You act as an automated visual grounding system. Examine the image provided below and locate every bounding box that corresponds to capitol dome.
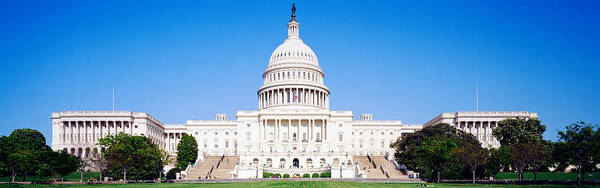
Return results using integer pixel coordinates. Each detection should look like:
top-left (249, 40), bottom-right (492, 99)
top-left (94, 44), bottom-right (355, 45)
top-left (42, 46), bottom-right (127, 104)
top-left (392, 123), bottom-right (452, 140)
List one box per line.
top-left (258, 4), bottom-right (330, 110)
top-left (265, 10), bottom-right (321, 72)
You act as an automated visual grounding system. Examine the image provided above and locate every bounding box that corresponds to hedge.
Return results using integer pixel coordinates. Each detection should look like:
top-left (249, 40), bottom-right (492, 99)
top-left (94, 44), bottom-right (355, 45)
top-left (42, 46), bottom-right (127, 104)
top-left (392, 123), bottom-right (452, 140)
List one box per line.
top-left (283, 174), bottom-right (290, 178)
top-left (302, 173), bottom-right (310, 178)
top-left (312, 173), bottom-right (320, 178)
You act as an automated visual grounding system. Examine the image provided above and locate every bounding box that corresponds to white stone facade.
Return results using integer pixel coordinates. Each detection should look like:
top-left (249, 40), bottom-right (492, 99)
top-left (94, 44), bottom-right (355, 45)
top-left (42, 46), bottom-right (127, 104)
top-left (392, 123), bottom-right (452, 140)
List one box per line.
top-left (423, 111), bottom-right (538, 148)
top-left (50, 7), bottom-right (537, 178)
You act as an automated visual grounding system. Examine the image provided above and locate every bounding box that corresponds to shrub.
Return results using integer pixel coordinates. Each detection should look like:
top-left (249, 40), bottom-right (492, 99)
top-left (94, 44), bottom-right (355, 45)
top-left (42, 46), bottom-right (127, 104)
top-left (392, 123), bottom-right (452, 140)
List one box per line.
top-left (166, 168), bottom-right (180, 180)
top-left (312, 173), bottom-right (320, 178)
top-left (320, 171), bottom-right (331, 178)
top-left (303, 173), bottom-right (310, 178)
top-left (263, 172), bottom-right (273, 178)
top-left (283, 174), bottom-right (290, 178)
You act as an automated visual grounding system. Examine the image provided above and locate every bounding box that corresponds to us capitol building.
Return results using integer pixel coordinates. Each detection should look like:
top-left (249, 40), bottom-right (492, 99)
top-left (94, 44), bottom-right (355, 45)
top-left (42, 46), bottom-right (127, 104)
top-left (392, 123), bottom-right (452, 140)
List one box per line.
top-left (50, 5), bottom-right (537, 179)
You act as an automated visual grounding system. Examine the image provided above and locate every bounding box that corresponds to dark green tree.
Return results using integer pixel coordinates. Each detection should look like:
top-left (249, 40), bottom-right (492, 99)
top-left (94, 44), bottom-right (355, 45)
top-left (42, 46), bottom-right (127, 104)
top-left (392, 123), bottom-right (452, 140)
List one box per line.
top-left (557, 121), bottom-right (599, 185)
top-left (392, 123), bottom-right (479, 180)
top-left (550, 141), bottom-right (570, 172)
top-left (2, 129), bottom-right (49, 181)
top-left (493, 118), bottom-right (546, 147)
top-left (50, 150), bottom-right (79, 182)
top-left (99, 133), bottom-right (168, 182)
top-left (489, 146), bottom-right (513, 172)
top-left (0, 136), bottom-right (12, 178)
top-left (415, 138), bottom-right (458, 183)
top-left (176, 134), bottom-right (198, 169)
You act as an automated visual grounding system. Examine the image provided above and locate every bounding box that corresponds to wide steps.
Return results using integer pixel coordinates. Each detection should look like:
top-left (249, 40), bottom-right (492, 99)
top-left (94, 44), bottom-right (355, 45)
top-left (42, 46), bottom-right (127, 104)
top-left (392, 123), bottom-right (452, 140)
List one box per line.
top-left (212, 156), bottom-right (239, 179)
top-left (371, 156), bottom-right (410, 180)
top-left (186, 156), bottom-right (222, 179)
top-left (354, 156), bottom-right (385, 178)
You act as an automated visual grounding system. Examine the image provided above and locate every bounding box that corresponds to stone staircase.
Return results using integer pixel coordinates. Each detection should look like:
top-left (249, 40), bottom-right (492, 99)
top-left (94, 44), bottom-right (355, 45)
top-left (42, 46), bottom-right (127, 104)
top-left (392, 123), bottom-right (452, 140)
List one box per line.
top-left (355, 156), bottom-right (386, 178)
top-left (185, 156), bottom-right (222, 179)
top-left (371, 156), bottom-right (410, 179)
top-left (211, 156), bottom-right (239, 179)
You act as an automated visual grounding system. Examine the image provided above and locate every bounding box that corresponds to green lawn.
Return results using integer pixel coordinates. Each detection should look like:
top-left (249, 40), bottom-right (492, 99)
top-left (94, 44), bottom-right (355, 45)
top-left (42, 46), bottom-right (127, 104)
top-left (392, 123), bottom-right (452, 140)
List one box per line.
top-left (0, 182), bottom-right (597, 188)
top-left (0, 172), bottom-right (100, 182)
top-left (495, 172), bottom-right (600, 181)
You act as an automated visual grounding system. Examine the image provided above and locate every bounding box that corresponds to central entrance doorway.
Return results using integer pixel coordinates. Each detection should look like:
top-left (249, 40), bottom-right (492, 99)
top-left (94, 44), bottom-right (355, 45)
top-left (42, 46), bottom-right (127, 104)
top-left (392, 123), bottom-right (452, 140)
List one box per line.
top-left (293, 158), bottom-right (299, 168)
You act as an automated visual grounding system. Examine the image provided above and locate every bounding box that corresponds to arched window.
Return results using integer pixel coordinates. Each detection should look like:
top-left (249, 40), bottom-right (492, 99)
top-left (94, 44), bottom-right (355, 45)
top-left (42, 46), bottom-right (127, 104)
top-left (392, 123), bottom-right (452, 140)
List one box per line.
top-left (280, 158), bottom-right (286, 167)
top-left (214, 138), bottom-right (219, 148)
top-left (320, 158), bottom-right (326, 167)
top-left (253, 158), bottom-right (259, 166)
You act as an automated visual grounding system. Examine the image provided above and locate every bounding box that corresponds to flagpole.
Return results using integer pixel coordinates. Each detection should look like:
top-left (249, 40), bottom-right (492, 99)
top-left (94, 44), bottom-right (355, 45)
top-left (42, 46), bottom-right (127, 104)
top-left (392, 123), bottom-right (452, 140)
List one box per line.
top-left (112, 88), bottom-right (115, 112)
top-left (476, 84), bottom-right (479, 112)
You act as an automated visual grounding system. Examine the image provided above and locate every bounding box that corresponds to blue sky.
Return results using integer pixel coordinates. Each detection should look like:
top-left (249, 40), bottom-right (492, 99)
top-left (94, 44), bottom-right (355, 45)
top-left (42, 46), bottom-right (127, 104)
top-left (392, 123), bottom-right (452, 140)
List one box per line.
top-left (0, 0), bottom-right (598, 144)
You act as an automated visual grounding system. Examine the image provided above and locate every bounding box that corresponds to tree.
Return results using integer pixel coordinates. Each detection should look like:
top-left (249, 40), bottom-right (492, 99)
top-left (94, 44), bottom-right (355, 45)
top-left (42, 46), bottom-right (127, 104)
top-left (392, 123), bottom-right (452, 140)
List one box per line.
top-left (0, 136), bottom-right (12, 179)
top-left (90, 150), bottom-right (108, 181)
top-left (392, 123), bottom-right (479, 168)
top-left (493, 118), bottom-right (545, 147)
top-left (550, 141), bottom-right (570, 172)
top-left (50, 150), bottom-right (79, 182)
top-left (157, 150), bottom-right (172, 180)
top-left (99, 133), bottom-right (168, 182)
top-left (392, 123), bottom-right (479, 180)
top-left (529, 141), bottom-right (552, 180)
top-left (415, 138), bottom-right (458, 183)
top-left (453, 143), bottom-right (489, 184)
top-left (511, 141), bottom-right (549, 181)
top-left (493, 118), bottom-right (550, 181)
top-left (176, 134), bottom-right (198, 169)
top-left (77, 154), bottom-right (91, 183)
top-left (2, 129), bottom-right (49, 182)
top-left (489, 146), bottom-right (513, 172)
top-left (557, 121), bottom-right (599, 185)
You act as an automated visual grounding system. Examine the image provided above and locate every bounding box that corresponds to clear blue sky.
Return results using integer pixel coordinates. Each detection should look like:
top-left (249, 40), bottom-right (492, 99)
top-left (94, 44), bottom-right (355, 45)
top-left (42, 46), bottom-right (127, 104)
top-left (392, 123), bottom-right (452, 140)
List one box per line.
top-left (1, 0), bottom-right (598, 144)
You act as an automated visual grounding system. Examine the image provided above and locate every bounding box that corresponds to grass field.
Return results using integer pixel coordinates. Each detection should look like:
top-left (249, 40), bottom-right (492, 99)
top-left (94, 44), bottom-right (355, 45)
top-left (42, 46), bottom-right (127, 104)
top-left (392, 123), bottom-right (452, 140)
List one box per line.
top-left (0, 172), bottom-right (100, 182)
top-left (494, 172), bottom-right (600, 181)
top-left (0, 182), bottom-right (598, 188)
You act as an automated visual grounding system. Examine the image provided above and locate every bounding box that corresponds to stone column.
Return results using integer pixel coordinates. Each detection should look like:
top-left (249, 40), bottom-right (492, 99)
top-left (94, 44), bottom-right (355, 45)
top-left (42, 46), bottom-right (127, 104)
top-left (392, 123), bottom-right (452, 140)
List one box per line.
top-left (320, 120), bottom-right (323, 142)
top-left (309, 119), bottom-right (313, 141)
top-left (288, 119), bottom-right (291, 142)
top-left (324, 119), bottom-right (327, 140)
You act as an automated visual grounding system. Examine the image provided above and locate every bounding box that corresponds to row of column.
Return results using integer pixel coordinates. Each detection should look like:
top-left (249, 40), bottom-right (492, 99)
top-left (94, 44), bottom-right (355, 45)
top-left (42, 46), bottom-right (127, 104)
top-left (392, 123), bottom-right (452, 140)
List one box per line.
top-left (258, 119), bottom-right (327, 142)
top-left (259, 87), bottom-right (329, 109)
top-left (165, 132), bottom-right (183, 153)
top-left (457, 121), bottom-right (498, 145)
top-left (61, 121), bottom-right (132, 144)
